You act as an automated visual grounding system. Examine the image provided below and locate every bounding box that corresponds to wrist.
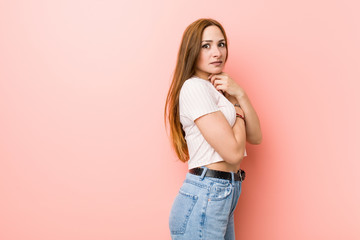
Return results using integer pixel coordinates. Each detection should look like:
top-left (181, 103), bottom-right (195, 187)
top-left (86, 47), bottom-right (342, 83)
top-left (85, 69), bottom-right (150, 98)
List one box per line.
top-left (236, 112), bottom-right (245, 120)
top-left (234, 103), bottom-right (244, 115)
top-left (234, 88), bottom-right (245, 98)
top-left (235, 93), bottom-right (248, 104)
top-left (236, 113), bottom-right (246, 127)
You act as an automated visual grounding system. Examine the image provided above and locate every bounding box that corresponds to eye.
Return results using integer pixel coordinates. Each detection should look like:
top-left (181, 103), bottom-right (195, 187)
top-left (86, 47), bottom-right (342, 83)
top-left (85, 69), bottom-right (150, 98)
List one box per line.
top-left (202, 44), bottom-right (210, 49)
top-left (219, 42), bottom-right (226, 47)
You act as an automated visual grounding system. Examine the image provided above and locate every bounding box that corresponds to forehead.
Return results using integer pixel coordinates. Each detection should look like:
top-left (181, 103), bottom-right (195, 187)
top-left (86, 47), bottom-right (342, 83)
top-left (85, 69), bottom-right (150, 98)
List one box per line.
top-left (201, 25), bottom-right (225, 41)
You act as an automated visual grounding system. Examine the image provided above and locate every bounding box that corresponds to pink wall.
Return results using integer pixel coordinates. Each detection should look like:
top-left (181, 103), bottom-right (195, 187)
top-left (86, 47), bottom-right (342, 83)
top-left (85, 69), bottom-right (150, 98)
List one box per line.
top-left (1, 0), bottom-right (359, 239)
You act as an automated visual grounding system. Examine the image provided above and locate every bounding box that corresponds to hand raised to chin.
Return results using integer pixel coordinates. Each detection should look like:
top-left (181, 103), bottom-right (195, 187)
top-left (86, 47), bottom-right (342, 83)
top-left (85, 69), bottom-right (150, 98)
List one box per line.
top-left (208, 72), bottom-right (245, 98)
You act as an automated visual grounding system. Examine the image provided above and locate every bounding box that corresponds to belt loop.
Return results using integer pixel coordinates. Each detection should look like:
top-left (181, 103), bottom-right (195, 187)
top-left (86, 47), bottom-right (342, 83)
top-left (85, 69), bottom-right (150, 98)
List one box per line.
top-left (231, 172), bottom-right (235, 185)
top-left (199, 166), bottom-right (208, 180)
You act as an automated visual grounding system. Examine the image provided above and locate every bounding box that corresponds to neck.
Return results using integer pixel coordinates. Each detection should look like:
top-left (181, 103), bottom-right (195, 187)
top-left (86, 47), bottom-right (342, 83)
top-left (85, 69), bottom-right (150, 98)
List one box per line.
top-left (194, 72), bottom-right (211, 81)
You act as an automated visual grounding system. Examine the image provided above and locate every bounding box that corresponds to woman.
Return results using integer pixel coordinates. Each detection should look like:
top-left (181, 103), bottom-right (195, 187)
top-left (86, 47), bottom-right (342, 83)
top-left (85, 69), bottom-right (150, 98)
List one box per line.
top-left (164, 18), bottom-right (262, 240)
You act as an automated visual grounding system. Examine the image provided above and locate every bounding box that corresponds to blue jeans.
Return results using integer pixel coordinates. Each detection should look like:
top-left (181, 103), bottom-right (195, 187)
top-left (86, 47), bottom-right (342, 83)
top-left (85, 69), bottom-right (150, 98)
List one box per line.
top-left (169, 166), bottom-right (242, 240)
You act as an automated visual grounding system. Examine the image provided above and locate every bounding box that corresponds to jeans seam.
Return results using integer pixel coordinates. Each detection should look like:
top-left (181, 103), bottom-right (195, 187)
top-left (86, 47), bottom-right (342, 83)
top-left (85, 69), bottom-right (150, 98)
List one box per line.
top-left (199, 182), bottom-right (211, 240)
top-left (185, 179), bottom-right (208, 189)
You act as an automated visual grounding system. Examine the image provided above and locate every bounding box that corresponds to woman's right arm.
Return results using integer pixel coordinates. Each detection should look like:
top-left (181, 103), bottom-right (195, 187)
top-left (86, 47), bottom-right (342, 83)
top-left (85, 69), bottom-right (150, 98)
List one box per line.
top-left (194, 108), bottom-right (246, 165)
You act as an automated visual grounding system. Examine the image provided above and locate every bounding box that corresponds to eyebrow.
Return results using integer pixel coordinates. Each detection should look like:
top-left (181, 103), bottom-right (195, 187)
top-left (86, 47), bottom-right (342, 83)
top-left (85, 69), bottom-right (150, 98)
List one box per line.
top-left (201, 39), bottom-right (225, 43)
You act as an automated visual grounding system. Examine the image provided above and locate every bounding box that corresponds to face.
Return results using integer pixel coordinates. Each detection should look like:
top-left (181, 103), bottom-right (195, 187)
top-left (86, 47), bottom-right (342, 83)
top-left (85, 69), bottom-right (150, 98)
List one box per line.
top-left (194, 25), bottom-right (227, 80)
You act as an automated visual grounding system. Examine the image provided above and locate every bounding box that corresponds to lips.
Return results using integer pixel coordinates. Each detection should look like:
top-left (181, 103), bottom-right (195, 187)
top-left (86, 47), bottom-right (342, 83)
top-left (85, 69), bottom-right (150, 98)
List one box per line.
top-left (210, 61), bottom-right (223, 67)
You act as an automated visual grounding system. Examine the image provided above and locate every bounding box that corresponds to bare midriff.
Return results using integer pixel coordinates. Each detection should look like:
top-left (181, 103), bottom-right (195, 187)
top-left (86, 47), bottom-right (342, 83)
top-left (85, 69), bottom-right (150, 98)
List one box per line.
top-left (204, 160), bottom-right (242, 173)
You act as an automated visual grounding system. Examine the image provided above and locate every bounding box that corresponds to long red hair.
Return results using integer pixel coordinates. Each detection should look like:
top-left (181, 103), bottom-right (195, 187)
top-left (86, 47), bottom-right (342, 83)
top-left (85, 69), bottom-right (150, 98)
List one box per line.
top-left (164, 18), bottom-right (229, 162)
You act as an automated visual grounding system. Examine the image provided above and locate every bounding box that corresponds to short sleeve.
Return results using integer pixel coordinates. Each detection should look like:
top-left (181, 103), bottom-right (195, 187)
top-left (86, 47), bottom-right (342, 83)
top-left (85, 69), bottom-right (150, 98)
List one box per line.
top-left (179, 80), bottom-right (220, 121)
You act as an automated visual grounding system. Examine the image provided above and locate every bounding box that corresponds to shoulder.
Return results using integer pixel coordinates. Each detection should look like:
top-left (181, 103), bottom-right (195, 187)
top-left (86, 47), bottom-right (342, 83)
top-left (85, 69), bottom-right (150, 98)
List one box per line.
top-left (180, 77), bottom-right (212, 93)
top-left (184, 76), bottom-right (211, 86)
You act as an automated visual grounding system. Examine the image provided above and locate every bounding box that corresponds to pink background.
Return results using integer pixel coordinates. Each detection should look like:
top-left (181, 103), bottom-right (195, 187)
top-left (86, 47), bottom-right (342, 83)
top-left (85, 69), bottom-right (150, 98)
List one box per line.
top-left (1, 0), bottom-right (359, 239)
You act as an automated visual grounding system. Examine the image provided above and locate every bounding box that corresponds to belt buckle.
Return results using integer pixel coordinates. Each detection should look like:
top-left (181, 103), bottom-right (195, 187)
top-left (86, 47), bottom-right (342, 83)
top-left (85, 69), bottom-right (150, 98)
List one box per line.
top-left (236, 169), bottom-right (242, 182)
top-left (238, 169), bottom-right (245, 182)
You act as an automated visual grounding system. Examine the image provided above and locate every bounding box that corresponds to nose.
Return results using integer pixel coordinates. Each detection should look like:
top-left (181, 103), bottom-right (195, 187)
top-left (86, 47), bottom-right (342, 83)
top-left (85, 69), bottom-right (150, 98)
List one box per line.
top-left (212, 46), bottom-right (222, 58)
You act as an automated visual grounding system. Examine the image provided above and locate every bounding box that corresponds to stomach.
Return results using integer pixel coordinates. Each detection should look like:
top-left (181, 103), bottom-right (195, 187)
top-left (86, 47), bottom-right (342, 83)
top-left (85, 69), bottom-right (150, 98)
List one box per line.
top-left (205, 160), bottom-right (242, 173)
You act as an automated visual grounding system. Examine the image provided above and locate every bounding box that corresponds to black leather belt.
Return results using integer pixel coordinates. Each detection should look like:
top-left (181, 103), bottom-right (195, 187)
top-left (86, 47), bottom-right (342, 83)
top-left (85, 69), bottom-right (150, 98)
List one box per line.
top-left (189, 167), bottom-right (245, 182)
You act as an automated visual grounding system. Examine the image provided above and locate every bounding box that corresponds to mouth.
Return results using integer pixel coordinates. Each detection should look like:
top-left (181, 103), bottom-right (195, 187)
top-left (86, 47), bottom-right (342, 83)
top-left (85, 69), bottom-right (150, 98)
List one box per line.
top-left (210, 61), bottom-right (223, 64)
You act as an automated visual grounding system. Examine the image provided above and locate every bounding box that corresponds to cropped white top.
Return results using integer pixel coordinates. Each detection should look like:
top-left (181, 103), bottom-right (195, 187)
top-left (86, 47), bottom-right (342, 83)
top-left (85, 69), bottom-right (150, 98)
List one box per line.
top-left (179, 76), bottom-right (247, 169)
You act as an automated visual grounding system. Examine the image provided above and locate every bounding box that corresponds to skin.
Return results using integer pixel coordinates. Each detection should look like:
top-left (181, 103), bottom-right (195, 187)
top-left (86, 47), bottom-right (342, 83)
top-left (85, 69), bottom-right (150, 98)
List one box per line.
top-left (193, 25), bottom-right (262, 173)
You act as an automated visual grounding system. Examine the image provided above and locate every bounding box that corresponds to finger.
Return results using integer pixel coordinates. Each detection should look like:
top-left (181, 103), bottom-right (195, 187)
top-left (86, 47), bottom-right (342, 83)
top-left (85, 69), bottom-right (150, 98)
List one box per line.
top-left (210, 75), bottom-right (223, 85)
top-left (215, 84), bottom-right (225, 91)
top-left (208, 74), bottom-right (213, 80)
top-left (214, 81), bottom-right (229, 93)
top-left (209, 75), bottom-right (215, 84)
top-left (213, 79), bottom-right (225, 88)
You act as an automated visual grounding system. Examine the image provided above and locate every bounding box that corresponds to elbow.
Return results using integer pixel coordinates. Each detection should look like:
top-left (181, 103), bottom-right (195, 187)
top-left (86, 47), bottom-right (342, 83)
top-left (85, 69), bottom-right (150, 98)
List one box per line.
top-left (227, 146), bottom-right (245, 165)
top-left (251, 137), bottom-right (262, 145)
top-left (248, 134), bottom-right (262, 145)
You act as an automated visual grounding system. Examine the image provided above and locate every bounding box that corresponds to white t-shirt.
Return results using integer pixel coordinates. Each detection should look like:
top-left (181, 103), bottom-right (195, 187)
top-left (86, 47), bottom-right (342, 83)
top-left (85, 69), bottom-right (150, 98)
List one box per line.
top-left (179, 76), bottom-right (247, 169)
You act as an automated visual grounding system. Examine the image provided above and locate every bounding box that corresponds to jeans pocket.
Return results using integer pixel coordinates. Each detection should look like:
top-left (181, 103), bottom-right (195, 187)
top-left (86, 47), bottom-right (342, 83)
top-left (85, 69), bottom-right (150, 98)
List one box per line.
top-left (169, 188), bottom-right (198, 235)
top-left (209, 181), bottom-right (232, 201)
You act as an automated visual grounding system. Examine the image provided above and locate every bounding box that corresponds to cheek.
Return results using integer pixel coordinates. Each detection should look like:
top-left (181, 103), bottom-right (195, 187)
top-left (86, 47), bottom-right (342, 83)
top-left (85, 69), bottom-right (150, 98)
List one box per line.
top-left (222, 49), bottom-right (227, 58)
top-left (196, 52), bottom-right (206, 68)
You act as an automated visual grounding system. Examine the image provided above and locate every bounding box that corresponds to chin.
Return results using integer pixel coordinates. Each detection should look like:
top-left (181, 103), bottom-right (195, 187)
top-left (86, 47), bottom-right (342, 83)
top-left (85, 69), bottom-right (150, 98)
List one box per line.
top-left (210, 69), bottom-right (223, 74)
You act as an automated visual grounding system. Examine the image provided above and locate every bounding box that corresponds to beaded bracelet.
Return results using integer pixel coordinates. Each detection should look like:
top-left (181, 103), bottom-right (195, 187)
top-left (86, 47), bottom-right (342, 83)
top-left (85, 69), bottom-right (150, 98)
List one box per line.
top-left (236, 113), bottom-right (245, 122)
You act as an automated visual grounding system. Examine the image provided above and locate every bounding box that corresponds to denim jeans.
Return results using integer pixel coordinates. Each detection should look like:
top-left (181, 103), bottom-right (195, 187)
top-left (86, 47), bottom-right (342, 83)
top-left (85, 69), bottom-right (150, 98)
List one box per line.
top-left (169, 166), bottom-right (242, 240)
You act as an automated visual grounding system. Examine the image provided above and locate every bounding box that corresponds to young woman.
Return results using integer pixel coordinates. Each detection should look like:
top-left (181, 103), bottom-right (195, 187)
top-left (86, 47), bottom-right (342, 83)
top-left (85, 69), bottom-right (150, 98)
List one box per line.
top-left (164, 18), bottom-right (262, 240)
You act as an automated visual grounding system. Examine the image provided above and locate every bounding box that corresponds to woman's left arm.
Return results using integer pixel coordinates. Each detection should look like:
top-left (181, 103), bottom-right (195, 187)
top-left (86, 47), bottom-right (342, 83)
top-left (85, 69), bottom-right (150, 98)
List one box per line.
top-left (235, 93), bottom-right (262, 144)
top-left (209, 72), bottom-right (263, 145)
